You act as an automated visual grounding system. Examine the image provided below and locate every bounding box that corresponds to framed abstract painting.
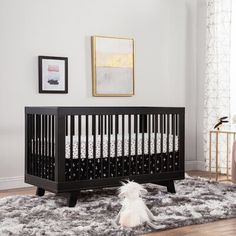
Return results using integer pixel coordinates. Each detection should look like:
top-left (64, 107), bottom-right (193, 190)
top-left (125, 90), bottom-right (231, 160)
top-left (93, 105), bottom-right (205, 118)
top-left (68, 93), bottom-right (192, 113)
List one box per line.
top-left (38, 56), bottom-right (68, 93)
top-left (91, 36), bottom-right (135, 96)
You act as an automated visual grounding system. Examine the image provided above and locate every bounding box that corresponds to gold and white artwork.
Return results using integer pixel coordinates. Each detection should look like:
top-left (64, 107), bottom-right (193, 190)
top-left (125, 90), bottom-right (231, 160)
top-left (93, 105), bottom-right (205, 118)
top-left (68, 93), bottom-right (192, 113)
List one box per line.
top-left (92, 36), bottom-right (134, 96)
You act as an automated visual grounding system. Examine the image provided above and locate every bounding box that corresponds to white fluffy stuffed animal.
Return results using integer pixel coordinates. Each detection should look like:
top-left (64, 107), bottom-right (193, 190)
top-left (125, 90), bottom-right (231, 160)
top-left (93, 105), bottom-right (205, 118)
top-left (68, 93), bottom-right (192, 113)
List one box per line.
top-left (115, 181), bottom-right (158, 228)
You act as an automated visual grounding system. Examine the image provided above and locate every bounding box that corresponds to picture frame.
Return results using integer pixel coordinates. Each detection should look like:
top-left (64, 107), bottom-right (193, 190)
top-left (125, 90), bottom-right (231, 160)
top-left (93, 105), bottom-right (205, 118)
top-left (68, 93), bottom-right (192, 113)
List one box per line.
top-left (91, 36), bottom-right (135, 97)
top-left (38, 56), bottom-right (68, 93)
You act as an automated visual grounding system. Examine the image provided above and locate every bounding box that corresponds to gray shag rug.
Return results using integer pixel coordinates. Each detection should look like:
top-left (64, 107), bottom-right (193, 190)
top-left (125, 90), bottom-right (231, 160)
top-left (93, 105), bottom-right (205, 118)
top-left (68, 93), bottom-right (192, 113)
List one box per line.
top-left (1, 176), bottom-right (236, 236)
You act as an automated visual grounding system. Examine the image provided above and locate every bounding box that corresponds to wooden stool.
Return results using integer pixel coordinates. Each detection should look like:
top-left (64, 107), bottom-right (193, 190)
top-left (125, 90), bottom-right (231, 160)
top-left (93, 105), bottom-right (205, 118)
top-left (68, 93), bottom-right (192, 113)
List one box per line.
top-left (232, 140), bottom-right (236, 183)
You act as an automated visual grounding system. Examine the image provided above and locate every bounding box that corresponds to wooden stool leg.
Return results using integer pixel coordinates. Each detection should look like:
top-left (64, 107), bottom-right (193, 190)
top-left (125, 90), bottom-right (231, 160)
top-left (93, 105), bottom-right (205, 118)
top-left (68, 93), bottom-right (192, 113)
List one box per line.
top-left (209, 131), bottom-right (212, 180)
top-left (216, 132), bottom-right (219, 181)
top-left (36, 187), bottom-right (45, 197)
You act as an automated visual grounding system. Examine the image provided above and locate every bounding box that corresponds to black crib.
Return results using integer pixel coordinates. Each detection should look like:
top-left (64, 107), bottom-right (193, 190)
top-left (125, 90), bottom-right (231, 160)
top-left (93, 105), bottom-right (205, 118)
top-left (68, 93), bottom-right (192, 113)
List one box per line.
top-left (25, 106), bottom-right (185, 207)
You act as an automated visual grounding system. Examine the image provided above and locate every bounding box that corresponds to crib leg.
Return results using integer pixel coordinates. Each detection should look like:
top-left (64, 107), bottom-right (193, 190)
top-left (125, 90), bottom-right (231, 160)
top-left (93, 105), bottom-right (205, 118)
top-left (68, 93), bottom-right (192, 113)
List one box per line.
top-left (166, 180), bottom-right (176, 193)
top-left (67, 192), bottom-right (79, 207)
top-left (156, 180), bottom-right (176, 194)
top-left (36, 187), bottom-right (45, 197)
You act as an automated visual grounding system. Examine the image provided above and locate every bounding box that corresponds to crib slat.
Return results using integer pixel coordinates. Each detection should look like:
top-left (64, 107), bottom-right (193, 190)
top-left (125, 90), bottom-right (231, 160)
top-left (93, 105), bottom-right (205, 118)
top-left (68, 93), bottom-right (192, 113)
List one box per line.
top-left (42, 115), bottom-right (45, 178)
top-left (47, 115), bottom-right (50, 178)
top-left (36, 115), bottom-right (41, 176)
top-left (100, 115), bottom-right (104, 178)
top-left (108, 115), bottom-right (111, 177)
top-left (128, 114), bottom-right (131, 175)
top-left (135, 114), bottom-right (138, 175)
top-left (140, 114), bottom-right (147, 133)
top-left (111, 115), bottom-right (113, 135)
top-left (30, 114), bottom-right (34, 174)
top-left (92, 115), bottom-right (95, 135)
top-left (115, 115), bottom-right (119, 134)
top-left (142, 114), bottom-right (145, 174)
top-left (134, 114), bottom-right (137, 134)
top-left (71, 115), bottom-right (75, 136)
top-left (48, 115), bottom-right (51, 179)
top-left (48, 115), bottom-right (50, 177)
top-left (122, 114), bottom-right (125, 176)
top-left (152, 114), bottom-right (155, 133)
top-left (93, 115), bottom-right (96, 179)
top-left (28, 115), bottom-right (31, 174)
top-left (40, 115), bottom-right (43, 177)
top-left (36, 115), bottom-right (39, 177)
top-left (65, 116), bottom-right (68, 136)
top-left (86, 115), bottom-right (89, 179)
top-left (41, 115), bottom-right (44, 178)
top-left (104, 115), bottom-right (107, 135)
top-left (70, 116), bottom-right (74, 180)
top-left (115, 115), bottom-right (118, 177)
top-left (154, 114), bottom-right (158, 173)
top-left (176, 114), bottom-right (178, 136)
top-left (98, 115), bottom-right (101, 135)
top-left (156, 114), bottom-right (159, 133)
top-left (32, 114), bottom-right (36, 175)
top-left (78, 115), bottom-right (81, 180)
top-left (176, 114), bottom-right (180, 170)
top-left (44, 115), bottom-right (48, 178)
top-left (148, 114), bottom-right (151, 174)
top-left (167, 114), bottom-right (170, 172)
top-left (52, 115), bottom-right (55, 180)
top-left (172, 114), bottom-right (176, 171)
top-left (164, 114), bottom-right (166, 134)
top-left (34, 114), bottom-right (37, 176)
top-left (160, 114), bottom-right (163, 172)
top-left (44, 115), bottom-right (47, 177)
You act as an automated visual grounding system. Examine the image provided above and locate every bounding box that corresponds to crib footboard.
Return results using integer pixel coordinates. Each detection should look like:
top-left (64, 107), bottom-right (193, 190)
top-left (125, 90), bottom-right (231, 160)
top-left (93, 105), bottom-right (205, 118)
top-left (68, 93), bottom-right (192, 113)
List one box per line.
top-left (25, 106), bottom-right (185, 206)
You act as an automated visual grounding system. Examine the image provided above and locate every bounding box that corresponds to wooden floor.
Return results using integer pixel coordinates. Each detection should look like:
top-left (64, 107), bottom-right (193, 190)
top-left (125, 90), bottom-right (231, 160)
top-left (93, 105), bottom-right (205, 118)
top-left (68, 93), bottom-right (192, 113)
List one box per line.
top-left (145, 218), bottom-right (236, 236)
top-left (0, 171), bottom-right (236, 236)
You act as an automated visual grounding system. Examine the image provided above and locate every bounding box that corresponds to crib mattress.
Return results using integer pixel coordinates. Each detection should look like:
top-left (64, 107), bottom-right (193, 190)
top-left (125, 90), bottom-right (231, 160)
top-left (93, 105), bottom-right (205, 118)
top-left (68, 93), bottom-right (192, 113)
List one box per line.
top-left (65, 133), bottom-right (178, 159)
top-left (31, 133), bottom-right (178, 159)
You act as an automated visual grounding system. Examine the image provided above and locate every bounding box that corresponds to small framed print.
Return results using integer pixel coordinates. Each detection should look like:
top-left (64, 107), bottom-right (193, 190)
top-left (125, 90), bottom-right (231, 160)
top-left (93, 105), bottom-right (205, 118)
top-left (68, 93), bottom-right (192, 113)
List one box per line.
top-left (38, 56), bottom-right (68, 93)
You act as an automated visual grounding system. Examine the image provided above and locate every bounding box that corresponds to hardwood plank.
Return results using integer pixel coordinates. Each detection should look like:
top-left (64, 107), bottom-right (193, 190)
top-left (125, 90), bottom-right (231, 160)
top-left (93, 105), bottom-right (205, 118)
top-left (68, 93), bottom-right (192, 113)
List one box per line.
top-left (0, 187), bottom-right (36, 198)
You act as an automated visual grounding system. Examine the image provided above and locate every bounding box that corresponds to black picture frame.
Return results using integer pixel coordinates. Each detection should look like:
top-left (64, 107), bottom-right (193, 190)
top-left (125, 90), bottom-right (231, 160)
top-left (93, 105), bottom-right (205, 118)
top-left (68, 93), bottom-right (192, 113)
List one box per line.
top-left (38, 56), bottom-right (68, 94)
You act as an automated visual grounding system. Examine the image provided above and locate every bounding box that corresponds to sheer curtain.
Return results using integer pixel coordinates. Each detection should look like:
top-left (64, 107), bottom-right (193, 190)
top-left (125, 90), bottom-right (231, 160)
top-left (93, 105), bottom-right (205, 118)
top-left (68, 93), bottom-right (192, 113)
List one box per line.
top-left (204, 0), bottom-right (232, 172)
top-left (230, 1), bottom-right (236, 115)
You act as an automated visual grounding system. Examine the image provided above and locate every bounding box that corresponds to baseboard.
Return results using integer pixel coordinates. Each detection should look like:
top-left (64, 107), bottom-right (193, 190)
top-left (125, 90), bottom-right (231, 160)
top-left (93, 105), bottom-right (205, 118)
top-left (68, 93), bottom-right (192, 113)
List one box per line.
top-left (196, 161), bottom-right (206, 171)
top-left (0, 176), bottom-right (31, 190)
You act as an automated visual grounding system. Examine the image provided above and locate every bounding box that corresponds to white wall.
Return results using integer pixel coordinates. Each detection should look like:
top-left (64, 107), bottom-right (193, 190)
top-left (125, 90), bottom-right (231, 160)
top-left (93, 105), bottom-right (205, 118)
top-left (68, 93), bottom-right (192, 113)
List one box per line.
top-left (0, 0), bottom-right (198, 189)
top-left (196, 0), bottom-right (207, 171)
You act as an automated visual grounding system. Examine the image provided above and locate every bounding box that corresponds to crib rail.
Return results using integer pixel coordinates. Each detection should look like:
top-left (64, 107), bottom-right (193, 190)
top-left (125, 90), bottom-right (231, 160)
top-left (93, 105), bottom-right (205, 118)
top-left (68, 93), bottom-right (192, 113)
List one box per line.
top-left (25, 107), bottom-right (184, 192)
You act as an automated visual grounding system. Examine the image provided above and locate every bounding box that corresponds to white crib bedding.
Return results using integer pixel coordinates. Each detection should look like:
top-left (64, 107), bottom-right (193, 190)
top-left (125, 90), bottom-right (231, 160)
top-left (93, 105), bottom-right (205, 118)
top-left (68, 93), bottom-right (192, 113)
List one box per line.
top-left (65, 133), bottom-right (178, 159)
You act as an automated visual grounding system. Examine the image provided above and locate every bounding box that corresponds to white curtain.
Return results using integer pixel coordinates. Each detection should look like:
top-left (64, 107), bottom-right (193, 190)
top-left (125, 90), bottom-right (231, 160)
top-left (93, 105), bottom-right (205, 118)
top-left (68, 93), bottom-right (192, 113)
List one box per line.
top-left (204, 0), bottom-right (232, 172)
